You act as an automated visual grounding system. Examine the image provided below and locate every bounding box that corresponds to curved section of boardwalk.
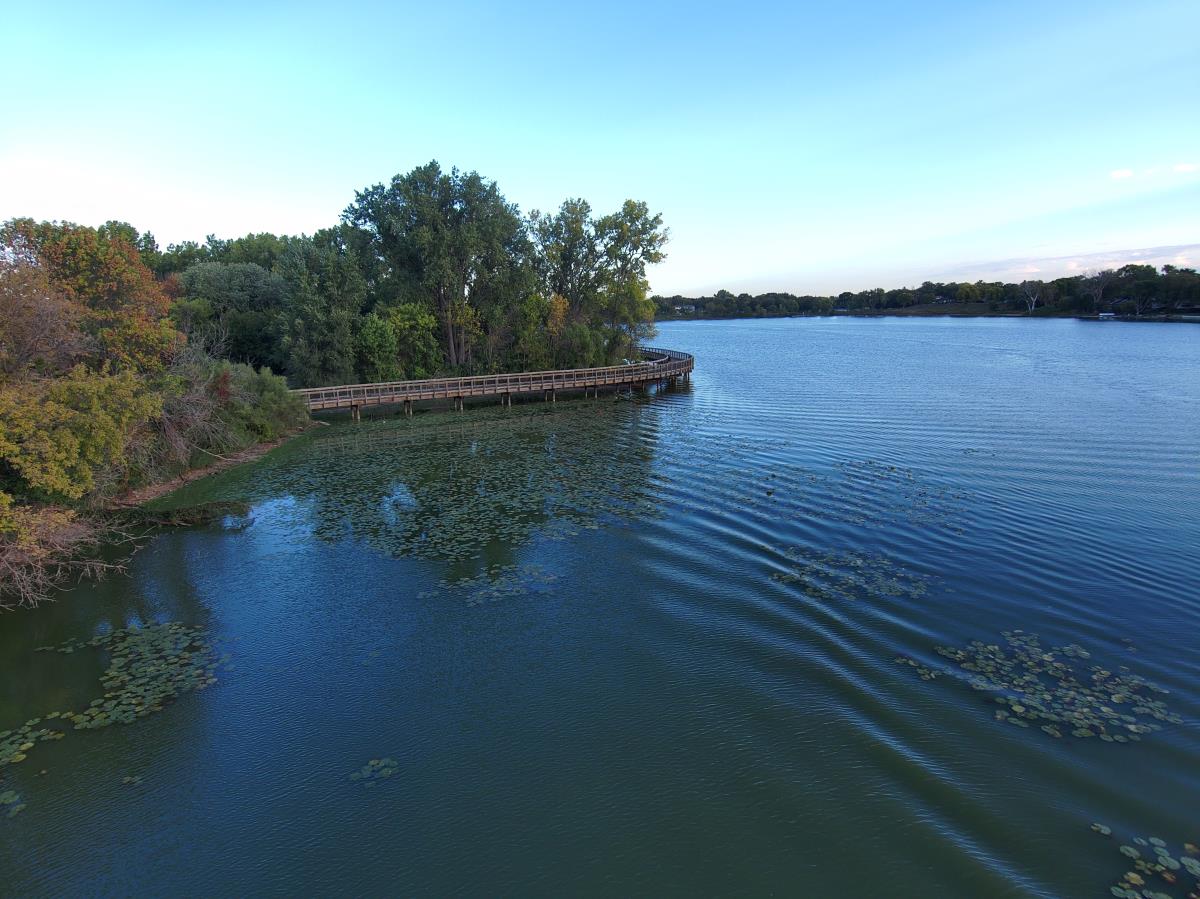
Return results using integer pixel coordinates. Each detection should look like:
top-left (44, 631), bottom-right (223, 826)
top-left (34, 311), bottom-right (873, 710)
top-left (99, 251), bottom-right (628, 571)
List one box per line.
top-left (294, 346), bottom-right (694, 413)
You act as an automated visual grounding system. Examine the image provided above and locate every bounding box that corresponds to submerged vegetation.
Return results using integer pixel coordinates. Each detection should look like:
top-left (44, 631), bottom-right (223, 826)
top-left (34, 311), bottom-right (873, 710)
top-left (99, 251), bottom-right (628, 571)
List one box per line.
top-left (0, 161), bottom-right (668, 608)
top-left (898, 630), bottom-right (1181, 742)
top-left (770, 547), bottom-right (934, 603)
top-left (350, 758), bottom-right (400, 785)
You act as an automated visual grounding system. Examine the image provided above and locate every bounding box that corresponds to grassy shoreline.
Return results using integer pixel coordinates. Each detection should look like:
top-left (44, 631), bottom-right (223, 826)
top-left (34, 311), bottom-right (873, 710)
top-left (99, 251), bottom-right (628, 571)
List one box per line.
top-left (108, 420), bottom-right (320, 510)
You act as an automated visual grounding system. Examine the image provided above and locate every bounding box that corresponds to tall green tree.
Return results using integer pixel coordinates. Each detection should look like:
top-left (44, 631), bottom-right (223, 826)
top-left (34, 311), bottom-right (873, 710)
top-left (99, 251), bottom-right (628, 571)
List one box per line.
top-left (343, 161), bottom-right (531, 369)
top-left (276, 232), bottom-right (366, 386)
top-left (596, 200), bottom-right (668, 350)
top-left (177, 262), bottom-right (287, 366)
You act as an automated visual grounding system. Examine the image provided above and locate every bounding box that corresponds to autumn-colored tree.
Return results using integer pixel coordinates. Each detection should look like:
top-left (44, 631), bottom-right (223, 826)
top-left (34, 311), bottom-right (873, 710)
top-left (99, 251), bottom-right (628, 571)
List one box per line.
top-left (0, 261), bottom-right (87, 377)
top-left (547, 293), bottom-right (569, 338)
top-left (1, 219), bottom-right (180, 371)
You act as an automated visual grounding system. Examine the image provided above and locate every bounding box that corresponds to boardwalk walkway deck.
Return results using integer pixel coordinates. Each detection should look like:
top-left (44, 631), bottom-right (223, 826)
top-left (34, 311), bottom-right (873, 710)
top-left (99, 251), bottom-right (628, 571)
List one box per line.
top-left (293, 346), bottom-right (694, 415)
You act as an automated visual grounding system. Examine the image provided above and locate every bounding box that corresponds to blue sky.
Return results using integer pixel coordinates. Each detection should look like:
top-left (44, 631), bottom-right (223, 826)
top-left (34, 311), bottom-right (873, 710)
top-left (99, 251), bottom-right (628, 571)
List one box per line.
top-left (2, 0), bottom-right (1197, 294)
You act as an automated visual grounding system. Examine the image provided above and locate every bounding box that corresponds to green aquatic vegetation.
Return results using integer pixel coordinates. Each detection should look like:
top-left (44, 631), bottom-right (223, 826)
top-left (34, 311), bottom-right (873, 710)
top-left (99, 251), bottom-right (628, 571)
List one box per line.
top-left (0, 622), bottom-right (219, 810)
top-left (237, 407), bottom-right (666, 563)
top-left (898, 631), bottom-right (1181, 744)
top-left (68, 623), bottom-right (219, 732)
top-left (0, 723), bottom-right (65, 769)
top-left (419, 564), bottom-right (560, 607)
top-left (350, 758), bottom-right (400, 785)
top-left (1094, 825), bottom-right (1199, 898)
top-left (0, 786), bottom-right (25, 819)
top-left (894, 656), bottom-right (942, 681)
top-left (771, 546), bottom-right (934, 604)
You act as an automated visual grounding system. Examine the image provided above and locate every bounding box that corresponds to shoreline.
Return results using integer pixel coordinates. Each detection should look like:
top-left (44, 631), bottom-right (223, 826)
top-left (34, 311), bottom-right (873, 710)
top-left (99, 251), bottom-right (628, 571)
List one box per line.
top-left (108, 421), bottom-right (323, 510)
top-left (656, 311), bottom-right (1200, 324)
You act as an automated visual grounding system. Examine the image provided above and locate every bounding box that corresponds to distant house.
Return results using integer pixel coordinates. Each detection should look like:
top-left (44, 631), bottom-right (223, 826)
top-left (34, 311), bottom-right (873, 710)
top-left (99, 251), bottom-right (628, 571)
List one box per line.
top-left (672, 304), bottom-right (696, 314)
top-left (1098, 312), bottom-right (1116, 320)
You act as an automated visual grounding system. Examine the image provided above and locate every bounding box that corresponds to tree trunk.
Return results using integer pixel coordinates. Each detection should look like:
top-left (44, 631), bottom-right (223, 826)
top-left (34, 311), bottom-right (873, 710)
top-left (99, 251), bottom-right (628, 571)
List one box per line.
top-left (440, 287), bottom-right (457, 367)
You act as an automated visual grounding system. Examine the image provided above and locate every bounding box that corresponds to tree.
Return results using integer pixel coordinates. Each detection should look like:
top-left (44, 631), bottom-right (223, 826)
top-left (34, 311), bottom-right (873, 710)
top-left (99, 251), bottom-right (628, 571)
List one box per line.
top-left (1018, 280), bottom-right (1042, 313)
top-left (530, 199), bottom-right (604, 321)
top-left (343, 161), bottom-right (530, 369)
top-left (357, 312), bottom-right (401, 383)
top-left (1082, 269), bottom-right (1116, 313)
top-left (0, 261), bottom-right (86, 377)
top-left (1, 219), bottom-right (180, 372)
top-left (388, 303), bottom-right (441, 378)
top-left (956, 282), bottom-right (981, 304)
top-left (275, 234), bottom-right (365, 386)
top-left (0, 366), bottom-right (160, 503)
top-left (1113, 264), bottom-right (1158, 316)
top-left (596, 200), bottom-right (668, 350)
top-left (1159, 265), bottom-right (1200, 315)
top-left (177, 262), bottom-right (287, 366)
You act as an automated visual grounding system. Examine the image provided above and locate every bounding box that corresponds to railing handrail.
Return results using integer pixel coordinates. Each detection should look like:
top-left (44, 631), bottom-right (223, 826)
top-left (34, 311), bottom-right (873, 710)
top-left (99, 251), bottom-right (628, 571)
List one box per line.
top-left (292, 346), bottom-right (693, 407)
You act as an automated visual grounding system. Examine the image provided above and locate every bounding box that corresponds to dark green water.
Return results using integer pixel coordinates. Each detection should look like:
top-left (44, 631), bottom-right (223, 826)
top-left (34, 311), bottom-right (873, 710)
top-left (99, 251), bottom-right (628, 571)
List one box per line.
top-left (2, 317), bottom-right (1198, 896)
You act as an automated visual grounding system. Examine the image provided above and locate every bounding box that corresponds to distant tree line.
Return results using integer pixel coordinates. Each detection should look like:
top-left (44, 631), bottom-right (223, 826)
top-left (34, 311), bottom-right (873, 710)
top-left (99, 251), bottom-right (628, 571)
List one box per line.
top-left (654, 265), bottom-right (1200, 320)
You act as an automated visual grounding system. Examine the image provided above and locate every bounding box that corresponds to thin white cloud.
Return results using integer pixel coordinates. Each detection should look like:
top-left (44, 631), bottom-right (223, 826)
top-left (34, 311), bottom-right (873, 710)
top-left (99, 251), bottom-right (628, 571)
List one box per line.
top-left (948, 244), bottom-right (1200, 283)
top-left (1174, 162), bottom-right (1198, 173)
top-left (1109, 168), bottom-right (1134, 179)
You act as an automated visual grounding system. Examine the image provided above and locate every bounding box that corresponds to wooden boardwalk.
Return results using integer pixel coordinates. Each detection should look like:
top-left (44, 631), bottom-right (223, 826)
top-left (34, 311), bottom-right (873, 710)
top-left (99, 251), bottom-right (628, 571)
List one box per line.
top-left (293, 346), bottom-right (694, 415)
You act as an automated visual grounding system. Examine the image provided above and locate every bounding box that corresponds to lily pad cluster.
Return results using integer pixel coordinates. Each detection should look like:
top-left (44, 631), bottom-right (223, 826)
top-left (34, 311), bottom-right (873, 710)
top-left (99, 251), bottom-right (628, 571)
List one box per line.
top-left (2, 622), bottom-right (218, 811)
top-left (894, 656), bottom-right (942, 681)
top-left (1093, 825), bottom-right (1199, 898)
top-left (232, 406), bottom-right (665, 563)
top-left (1, 789), bottom-right (25, 819)
top-left (419, 564), bottom-right (560, 607)
top-left (58, 623), bottom-right (218, 731)
top-left (769, 546), bottom-right (933, 603)
top-left (350, 758), bottom-right (399, 785)
top-left (0, 719), bottom-right (66, 771)
top-left (898, 631), bottom-right (1180, 742)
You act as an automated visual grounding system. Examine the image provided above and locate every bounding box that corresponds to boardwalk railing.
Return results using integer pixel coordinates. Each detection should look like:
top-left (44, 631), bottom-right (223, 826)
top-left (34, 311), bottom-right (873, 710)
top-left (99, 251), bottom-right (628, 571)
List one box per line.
top-left (293, 346), bottom-right (694, 413)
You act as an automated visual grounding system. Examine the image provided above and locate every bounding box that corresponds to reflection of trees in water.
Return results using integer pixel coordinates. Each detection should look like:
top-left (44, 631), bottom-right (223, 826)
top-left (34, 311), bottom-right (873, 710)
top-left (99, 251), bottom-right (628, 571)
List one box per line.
top-left (256, 405), bottom-right (663, 568)
top-left (0, 535), bottom-right (217, 722)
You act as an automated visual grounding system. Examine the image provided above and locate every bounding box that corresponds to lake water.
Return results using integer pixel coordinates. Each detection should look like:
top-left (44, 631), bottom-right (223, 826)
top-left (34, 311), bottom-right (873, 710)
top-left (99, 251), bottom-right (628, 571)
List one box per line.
top-left (1, 317), bottom-right (1198, 896)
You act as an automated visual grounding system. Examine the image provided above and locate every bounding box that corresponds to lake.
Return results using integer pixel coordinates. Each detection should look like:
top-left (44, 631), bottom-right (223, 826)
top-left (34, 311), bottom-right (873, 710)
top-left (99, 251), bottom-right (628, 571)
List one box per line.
top-left (1, 317), bottom-right (1198, 896)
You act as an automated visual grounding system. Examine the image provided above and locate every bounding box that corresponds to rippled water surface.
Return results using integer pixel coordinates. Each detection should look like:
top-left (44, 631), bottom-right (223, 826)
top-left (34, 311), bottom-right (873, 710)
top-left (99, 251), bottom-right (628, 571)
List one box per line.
top-left (2, 317), bottom-right (1198, 896)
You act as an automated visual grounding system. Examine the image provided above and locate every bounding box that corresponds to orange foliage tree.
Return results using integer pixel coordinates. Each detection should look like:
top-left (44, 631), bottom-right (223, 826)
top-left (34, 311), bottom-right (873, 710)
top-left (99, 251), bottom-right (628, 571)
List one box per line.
top-left (1, 218), bottom-right (180, 372)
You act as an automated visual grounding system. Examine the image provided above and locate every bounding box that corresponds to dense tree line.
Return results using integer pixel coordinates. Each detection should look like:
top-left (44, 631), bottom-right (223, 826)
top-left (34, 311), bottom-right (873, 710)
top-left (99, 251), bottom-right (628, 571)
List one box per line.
top-left (144, 161), bottom-right (666, 386)
top-left (0, 161), bottom-right (667, 607)
top-left (0, 219), bottom-right (308, 607)
top-left (655, 266), bottom-right (1200, 320)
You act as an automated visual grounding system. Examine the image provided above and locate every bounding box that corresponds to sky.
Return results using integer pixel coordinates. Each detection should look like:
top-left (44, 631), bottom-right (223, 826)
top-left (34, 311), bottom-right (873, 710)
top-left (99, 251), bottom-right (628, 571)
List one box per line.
top-left (1, 0), bottom-right (1197, 295)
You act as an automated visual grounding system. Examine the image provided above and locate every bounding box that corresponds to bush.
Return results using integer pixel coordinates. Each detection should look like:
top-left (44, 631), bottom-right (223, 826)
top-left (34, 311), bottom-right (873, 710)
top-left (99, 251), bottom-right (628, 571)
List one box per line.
top-left (217, 363), bottom-right (308, 443)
